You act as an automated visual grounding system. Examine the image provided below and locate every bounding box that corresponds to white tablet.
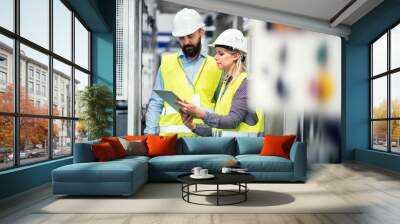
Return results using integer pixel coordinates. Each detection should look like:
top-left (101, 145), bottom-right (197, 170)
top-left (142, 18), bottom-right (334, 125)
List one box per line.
top-left (154, 90), bottom-right (182, 112)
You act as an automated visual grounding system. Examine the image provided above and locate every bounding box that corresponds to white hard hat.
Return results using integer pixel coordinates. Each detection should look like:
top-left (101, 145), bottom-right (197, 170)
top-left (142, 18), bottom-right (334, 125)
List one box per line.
top-left (209, 29), bottom-right (247, 53)
top-left (172, 8), bottom-right (205, 37)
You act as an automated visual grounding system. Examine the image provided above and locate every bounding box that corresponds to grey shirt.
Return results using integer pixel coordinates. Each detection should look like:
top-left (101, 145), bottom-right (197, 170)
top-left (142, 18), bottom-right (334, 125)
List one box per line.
top-left (192, 78), bottom-right (258, 136)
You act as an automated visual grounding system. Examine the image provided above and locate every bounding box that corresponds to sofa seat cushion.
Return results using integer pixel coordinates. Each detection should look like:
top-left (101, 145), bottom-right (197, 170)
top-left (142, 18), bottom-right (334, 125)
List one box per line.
top-left (236, 155), bottom-right (293, 172)
top-left (149, 154), bottom-right (235, 172)
top-left (53, 159), bottom-right (147, 183)
top-left (117, 155), bottom-right (150, 162)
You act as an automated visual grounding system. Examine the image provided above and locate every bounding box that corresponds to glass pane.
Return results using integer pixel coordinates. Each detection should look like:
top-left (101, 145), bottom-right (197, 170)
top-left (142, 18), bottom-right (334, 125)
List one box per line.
top-left (20, 117), bottom-right (49, 165)
top-left (0, 116), bottom-right (13, 170)
top-left (372, 77), bottom-right (387, 119)
top-left (20, 0), bottom-right (49, 49)
top-left (372, 33), bottom-right (387, 76)
top-left (0, 0), bottom-right (14, 31)
top-left (372, 121), bottom-right (388, 151)
top-left (391, 72), bottom-right (400, 118)
top-left (0, 34), bottom-right (14, 112)
top-left (391, 120), bottom-right (400, 153)
top-left (75, 120), bottom-right (88, 143)
top-left (53, 59), bottom-right (72, 117)
top-left (53, 0), bottom-right (72, 60)
top-left (53, 119), bottom-right (72, 157)
top-left (74, 18), bottom-right (89, 70)
top-left (391, 24), bottom-right (400, 70)
top-left (74, 69), bottom-right (89, 118)
top-left (20, 44), bottom-right (49, 115)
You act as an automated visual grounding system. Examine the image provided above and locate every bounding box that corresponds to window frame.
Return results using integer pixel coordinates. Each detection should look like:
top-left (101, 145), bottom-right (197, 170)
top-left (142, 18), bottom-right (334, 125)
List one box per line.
top-left (0, 0), bottom-right (92, 171)
top-left (370, 20), bottom-right (400, 154)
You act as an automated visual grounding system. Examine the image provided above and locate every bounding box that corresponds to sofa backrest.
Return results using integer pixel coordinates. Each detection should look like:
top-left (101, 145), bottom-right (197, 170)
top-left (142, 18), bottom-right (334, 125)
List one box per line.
top-left (178, 137), bottom-right (236, 155)
top-left (235, 137), bottom-right (263, 155)
top-left (73, 139), bottom-right (100, 163)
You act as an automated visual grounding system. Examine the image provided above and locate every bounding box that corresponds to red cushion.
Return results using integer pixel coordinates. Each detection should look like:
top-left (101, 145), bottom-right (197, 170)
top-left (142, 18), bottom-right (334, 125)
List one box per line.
top-left (101, 137), bottom-right (127, 158)
top-left (91, 142), bottom-right (118, 161)
top-left (259, 135), bottom-right (296, 159)
top-left (146, 135), bottom-right (177, 157)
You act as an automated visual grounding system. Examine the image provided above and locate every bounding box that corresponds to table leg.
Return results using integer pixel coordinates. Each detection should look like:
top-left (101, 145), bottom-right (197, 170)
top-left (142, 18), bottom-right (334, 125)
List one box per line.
top-left (217, 184), bottom-right (219, 206)
top-left (187, 184), bottom-right (190, 202)
top-left (245, 183), bottom-right (247, 201)
top-left (195, 184), bottom-right (197, 192)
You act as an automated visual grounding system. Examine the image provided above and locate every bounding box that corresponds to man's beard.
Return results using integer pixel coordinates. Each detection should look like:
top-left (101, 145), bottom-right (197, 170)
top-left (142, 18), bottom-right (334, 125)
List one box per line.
top-left (182, 41), bottom-right (201, 58)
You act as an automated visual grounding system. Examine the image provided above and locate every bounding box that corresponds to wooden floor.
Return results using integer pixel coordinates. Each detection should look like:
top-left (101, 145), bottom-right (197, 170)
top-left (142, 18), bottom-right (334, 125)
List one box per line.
top-left (1, 162), bottom-right (400, 224)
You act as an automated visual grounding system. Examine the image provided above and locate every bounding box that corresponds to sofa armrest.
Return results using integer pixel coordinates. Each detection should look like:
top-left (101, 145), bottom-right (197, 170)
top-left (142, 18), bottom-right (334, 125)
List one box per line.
top-left (289, 142), bottom-right (307, 181)
top-left (73, 140), bottom-right (100, 163)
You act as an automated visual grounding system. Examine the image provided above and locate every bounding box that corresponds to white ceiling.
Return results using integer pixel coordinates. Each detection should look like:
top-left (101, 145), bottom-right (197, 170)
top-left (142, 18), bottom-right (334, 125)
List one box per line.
top-left (159, 0), bottom-right (384, 38)
top-left (225, 0), bottom-right (353, 23)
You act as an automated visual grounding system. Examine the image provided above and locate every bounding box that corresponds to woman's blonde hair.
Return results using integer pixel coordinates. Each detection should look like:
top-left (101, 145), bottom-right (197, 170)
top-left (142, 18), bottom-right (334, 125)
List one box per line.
top-left (230, 50), bottom-right (246, 78)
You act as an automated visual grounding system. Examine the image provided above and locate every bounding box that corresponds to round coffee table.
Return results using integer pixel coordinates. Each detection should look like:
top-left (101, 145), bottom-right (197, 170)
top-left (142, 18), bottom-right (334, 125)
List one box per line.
top-left (177, 172), bottom-right (255, 206)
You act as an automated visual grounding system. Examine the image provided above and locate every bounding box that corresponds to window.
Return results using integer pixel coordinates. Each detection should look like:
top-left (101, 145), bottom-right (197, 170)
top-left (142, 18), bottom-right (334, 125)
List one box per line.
top-left (36, 83), bottom-right (40, 95)
top-left (28, 67), bottom-right (34, 80)
top-left (28, 81), bottom-right (34, 94)
top-left (0, 0), bottom-right (14, 32)
top-left (0, 71), bottom-right (6, 85)
top-left (0, 54), bottom-right (8, 86)
top-left (35, 70), bottom-right (41, 81)
top-left (75, 18), bottom-right (89, 70)
top-left (20, 0), bottom-right (49, 49)
top-left (42, 85), bottom-right (46, 97)
top-left (74, 69), bottom-right (89, 119)
top-left (0, 0), bottom-right (91, 170)
top-left (371, 23), bottom-right (400, 154)
top-left (0, 35), bottom-right (13, 113)
top-left (53, 0), bottom-right (72, 60)
top-left (53, 59), bottom-right (72, 116)
top-left (0, 116), bottom-right (13, 170)
top-left (0, 54), bottom-right (7, 67)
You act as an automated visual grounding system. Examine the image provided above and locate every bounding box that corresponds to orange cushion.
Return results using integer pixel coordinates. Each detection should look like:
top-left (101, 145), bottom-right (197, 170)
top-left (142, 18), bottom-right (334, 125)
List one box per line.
top-left (259, 135), bottom-right (296, 159)
top-left (101, 137), bottom-right (127, 158)
top-left (124, 135), bottom-right (148, 141)
top-left (91, 142), bottom-right (118, 161)
top-left (146, 135), bottom-right (177, 157)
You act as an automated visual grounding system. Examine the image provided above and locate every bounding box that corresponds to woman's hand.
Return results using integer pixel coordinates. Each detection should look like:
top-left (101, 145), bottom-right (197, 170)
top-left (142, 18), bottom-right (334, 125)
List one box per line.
top-left (176, 99), bottom-right (206, 119)
top-left (180, 112), bottom-right (196, 130)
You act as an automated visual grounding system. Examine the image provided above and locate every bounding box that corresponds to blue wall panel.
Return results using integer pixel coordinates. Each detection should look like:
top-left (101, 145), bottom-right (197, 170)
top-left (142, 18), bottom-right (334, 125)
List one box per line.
top-left (0, 158), bottom-right (72, 199)
top-left (344, 0), bottom-right (400, 170)
top-left (92, 32), bottom-right (113, 87)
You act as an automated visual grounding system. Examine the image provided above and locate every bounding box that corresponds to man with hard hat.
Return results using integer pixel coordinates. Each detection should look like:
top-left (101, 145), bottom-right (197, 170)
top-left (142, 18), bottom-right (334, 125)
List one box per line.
top-left (144, 8), bottom-right (223, 136)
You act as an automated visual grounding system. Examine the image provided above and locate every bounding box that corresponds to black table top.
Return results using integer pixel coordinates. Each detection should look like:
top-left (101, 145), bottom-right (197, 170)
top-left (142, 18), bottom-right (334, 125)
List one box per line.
top-left (177, 172), bottom-right (255, 185)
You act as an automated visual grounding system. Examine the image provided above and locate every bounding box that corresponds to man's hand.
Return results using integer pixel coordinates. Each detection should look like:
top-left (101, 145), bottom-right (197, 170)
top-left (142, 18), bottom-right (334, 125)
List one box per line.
top-left (176, 99), bottom-right (206, 119)
top-left (180, 112), bottom-right (196, 130)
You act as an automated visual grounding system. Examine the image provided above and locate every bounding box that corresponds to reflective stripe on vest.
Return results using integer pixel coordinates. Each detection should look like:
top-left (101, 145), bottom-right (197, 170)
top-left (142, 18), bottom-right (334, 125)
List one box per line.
top-left (159, 53), bottom-right (222, 137)
top-left (162, 105), bottom-right (214, 116)
top-left (160, 125), bottom-right (192, 134)
top-left (212, 130), bottom-right (262, 137)
top-left (212, 72), bottom-right (264, 136)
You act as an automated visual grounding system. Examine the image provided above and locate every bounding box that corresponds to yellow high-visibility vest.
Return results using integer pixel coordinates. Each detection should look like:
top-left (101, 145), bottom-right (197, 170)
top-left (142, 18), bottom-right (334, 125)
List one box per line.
top-left (212, 72), bottom-right (264, 137)
top-left (159, 53), bottom-right (222, 137)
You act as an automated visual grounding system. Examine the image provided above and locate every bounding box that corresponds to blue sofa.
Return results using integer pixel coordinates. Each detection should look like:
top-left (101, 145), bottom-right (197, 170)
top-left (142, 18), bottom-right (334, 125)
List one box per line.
top-left (52, 137), bottom-right (306, 196)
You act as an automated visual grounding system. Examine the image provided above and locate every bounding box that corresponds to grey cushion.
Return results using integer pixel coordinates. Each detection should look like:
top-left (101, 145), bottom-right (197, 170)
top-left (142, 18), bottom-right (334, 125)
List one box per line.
top-left (118, 137), bottom-right (147, 156)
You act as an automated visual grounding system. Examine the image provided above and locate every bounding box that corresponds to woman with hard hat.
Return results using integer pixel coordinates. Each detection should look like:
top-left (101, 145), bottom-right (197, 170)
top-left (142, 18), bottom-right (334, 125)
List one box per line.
top-left (177, 28), bottom-right (264, 137)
